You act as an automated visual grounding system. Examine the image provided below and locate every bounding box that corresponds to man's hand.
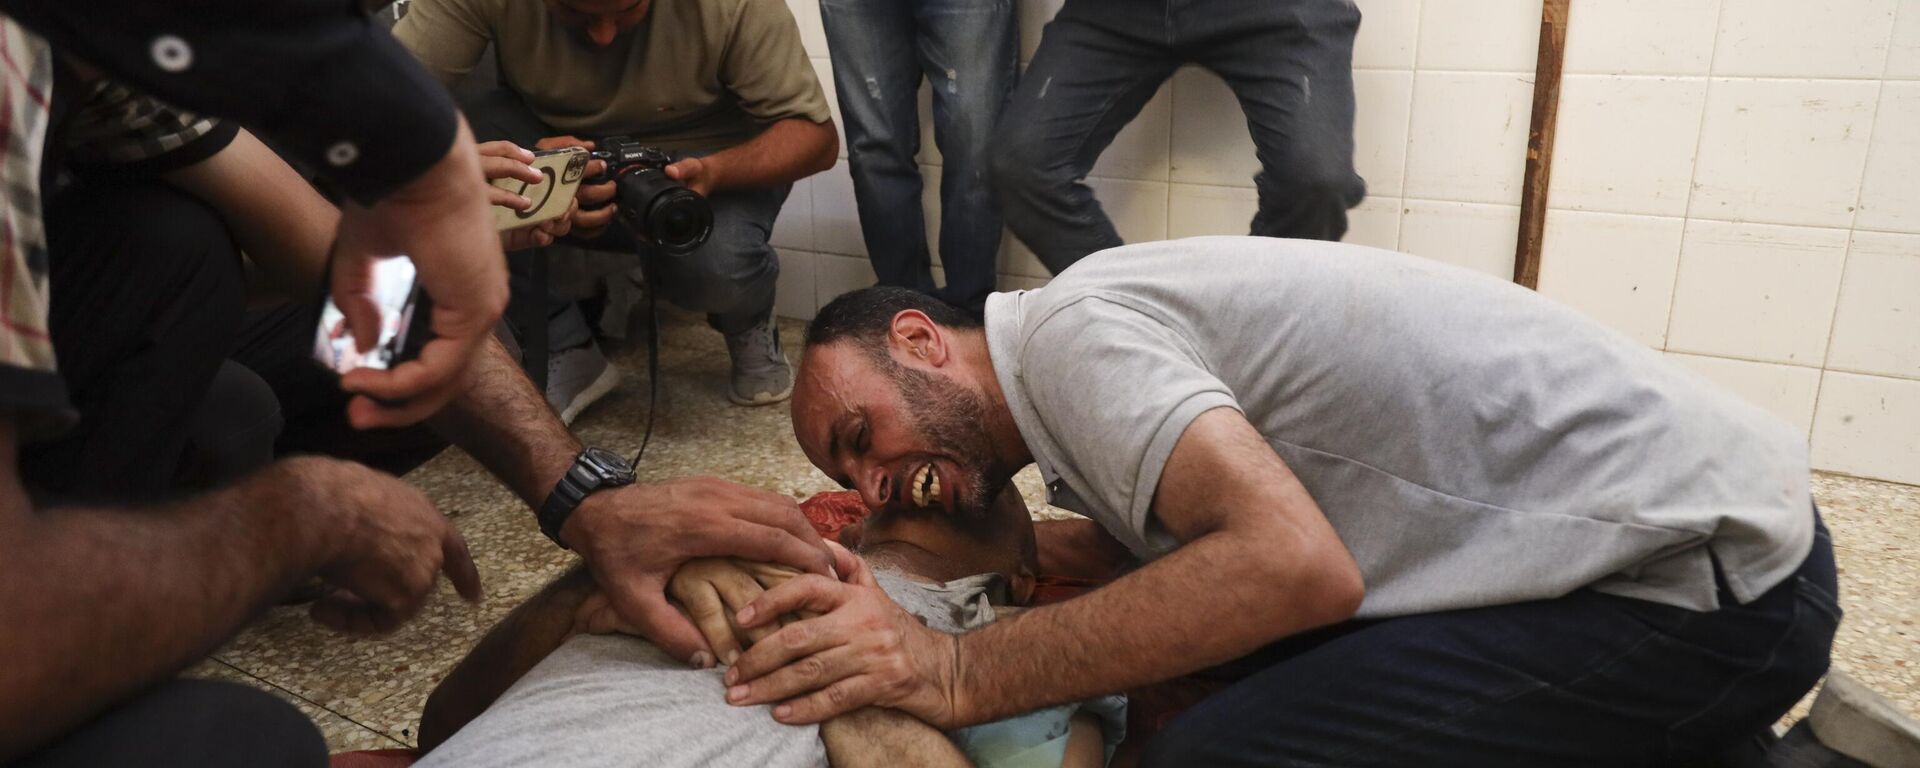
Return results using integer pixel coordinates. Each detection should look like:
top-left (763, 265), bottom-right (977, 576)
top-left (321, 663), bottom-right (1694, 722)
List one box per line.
top-left (559, 477), bottom-right (839, 666)
top-left (332, 116), bottom-right (509, 429)
top-left (664, 156), bottom-right (720, 198)
top-left (536, 136), bottom-right (619, 239)
top-left (668, 557), bottom-right (804, 666)
top-left (288, 457), bottom-right (484, 636)
top-left (479, 140), bottom-right (579, 251)
top-left (721, 555), bottom-right (962, 728)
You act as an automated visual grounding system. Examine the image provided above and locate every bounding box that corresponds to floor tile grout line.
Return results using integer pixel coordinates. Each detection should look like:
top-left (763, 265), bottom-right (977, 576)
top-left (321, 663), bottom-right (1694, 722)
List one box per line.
top-left (208, 657), bottom-right (414, 749)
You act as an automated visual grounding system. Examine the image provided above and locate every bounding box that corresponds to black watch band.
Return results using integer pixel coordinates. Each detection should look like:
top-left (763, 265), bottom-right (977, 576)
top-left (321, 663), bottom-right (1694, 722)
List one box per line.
top-left (539, 447), bottom-right (637, 548)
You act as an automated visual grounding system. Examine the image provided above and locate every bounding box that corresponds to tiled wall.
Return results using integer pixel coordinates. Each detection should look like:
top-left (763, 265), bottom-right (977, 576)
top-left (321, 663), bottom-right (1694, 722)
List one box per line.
top-left (770, 0), bottom-right (1920, 485)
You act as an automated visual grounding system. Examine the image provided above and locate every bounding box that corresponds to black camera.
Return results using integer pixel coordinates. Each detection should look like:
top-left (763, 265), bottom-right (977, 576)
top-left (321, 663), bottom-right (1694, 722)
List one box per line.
top-left (589, 138), bottom-right (714, 253)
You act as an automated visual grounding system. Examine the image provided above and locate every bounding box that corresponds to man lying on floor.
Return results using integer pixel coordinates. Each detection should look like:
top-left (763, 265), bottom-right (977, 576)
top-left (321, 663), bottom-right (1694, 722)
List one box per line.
top-left (411, 487), bottom-right (1124, 768)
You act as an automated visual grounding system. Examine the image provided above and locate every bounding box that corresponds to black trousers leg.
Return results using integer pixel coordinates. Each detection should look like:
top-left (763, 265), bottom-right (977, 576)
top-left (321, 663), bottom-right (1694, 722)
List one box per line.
top-left (21, 178), bottom-right (244, 501)
top-left (15, 679), bottom-right (327, 768)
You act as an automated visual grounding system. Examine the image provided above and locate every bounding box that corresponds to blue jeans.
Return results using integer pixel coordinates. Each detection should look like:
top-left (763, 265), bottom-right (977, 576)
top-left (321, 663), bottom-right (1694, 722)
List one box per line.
top-left (821, 0), bottom-right (1017, 316)
top-left (1141, 511), bottom-right (1841, 767)
top-left (993, 0), bottom-right (1368, 273)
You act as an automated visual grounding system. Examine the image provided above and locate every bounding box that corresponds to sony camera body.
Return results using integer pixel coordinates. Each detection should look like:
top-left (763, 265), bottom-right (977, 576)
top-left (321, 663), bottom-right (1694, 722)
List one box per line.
top-left (589, 138), bottom-right (714, 253)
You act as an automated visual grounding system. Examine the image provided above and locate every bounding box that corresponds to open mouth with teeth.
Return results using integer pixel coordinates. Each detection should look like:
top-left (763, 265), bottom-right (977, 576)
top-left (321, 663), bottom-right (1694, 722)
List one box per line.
top-left (908, 461), bottom-right (943, 510)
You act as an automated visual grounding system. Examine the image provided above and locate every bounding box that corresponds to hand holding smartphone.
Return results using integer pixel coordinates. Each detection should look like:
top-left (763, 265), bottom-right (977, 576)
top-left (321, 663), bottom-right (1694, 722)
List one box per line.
top-left (491, 146), bottom-right (590, 231)
top-left (312, 256), bottom-right (433, 375)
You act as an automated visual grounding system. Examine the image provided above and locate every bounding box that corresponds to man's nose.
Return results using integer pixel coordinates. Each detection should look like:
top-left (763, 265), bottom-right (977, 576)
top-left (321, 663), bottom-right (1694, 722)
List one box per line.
top-left (588, 19), bottom-right (618, 46)
top-left (858, 465), bottom-right (892, 511)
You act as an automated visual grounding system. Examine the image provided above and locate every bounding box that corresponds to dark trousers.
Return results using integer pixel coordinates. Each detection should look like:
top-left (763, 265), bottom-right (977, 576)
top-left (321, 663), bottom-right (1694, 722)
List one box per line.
top-left (992, 0), bottom-right (1367, 273)
top-left (1142, 514), bottom-right (1841, 767)
top-left (21, 178), bottom-right (280, 501)
top-left (821, 0), bottom-right (1018, 316)
top-left (15, 679), bottom-right (327, 768)
top-left (461, 89), bottom-right (786, 344)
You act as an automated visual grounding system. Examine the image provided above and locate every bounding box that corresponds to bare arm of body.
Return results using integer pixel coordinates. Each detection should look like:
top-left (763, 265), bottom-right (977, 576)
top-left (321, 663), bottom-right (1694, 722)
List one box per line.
top-left (0, 422), bottom-right (479, 760)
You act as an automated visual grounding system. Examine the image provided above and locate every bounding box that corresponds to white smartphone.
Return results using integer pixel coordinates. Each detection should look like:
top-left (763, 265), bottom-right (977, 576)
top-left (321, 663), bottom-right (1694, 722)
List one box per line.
top-left (312, 256), bottom-right (430, 375)
top-left (492, 146), bottom-right (590, 232)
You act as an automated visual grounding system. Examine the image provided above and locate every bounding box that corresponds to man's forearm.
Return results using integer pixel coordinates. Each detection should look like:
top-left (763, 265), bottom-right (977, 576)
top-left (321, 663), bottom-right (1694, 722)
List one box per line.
top-left (949, 528), bottom-right (1356, 726)
top-left (165, 128), bottom-right (341, 299)
top-left (428, 338), bottom-right (582, 508)
top-left (0, 457), bottom-right (328, 759)
top-left (704, 118), bottom-right (838, 192)
top-left (420, 564), bottom-right (595, 751)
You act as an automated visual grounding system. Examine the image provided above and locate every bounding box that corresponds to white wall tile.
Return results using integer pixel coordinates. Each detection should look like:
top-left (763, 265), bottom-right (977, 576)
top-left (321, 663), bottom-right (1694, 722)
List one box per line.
top-left (1666, 220), bottom-right (1849, 365)
top-left (916, 81), bottom-right (938, 167)
top-left (1093, 82), bottom-right (1174, 182)
top-left (1538, 210), bottom-right (1685, 348)
top-left (1564, 0), bottom-right (1721, 76)
top-left (1403, 72), bottom-right (1534, 205)
top-left (1827, 231), bottom-right (1920, 379)
top-left (1354, 69), bottom-right (1414, 198)
top-left (1856, 81), bottom-right (1920, 233)
top-left (1416, 0), bottom-right (1544, 73)
top-left (1810, 372), bottom-right (1920, 484)
top-left (812, 160), bottom-right (865, 257)
top-left (811, 57), bottom-right (846, 156)
top-left (1689, 79), bottom-right (1878, 229)
top-left (1667, 353), bottom-right (1823, 434)
top-left (1889, 0), bottom-right (1920, 78)
top-left (1170, 68), bottom-right (1257, 187)
top-left (787, 0), bottom-right (829, 59)
top-left (814, 253), bottom-right (878, 308)
top-left (771, 178), bottom-right (814, 251)
top-left (1398, 200), bottom-right (1520, 278)
top-left (1018, 0), bottom-right (1066, 63)
top-left (1087, 177), bottom-right (1170, 242)
top-left (1345, 196), bottom-right (1403, 251)
top-left (774, 248), bottom-right (819, 320)
top-left (1354, 0), bottom-right (1421, 70)
top-left (1712, 0), bottom-right (1898, 79)
top-left (1168, 184), bottom-right (1257, 239)
top-left (999, 234), bottom-right (1053, 280)
top-left (1548, 75), bottom-right (1707, 217)
top-left (922, 163), bottom-right (942, 266)
top-left (1000, 178), bottom-right (1168, 277)
top-left (999, 274), bottom-right (1049, 292)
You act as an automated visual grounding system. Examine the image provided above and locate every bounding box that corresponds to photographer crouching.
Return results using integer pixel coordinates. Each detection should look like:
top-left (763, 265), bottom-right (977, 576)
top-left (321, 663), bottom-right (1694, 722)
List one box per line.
top-left (395, 0), bottom-right (838, 417)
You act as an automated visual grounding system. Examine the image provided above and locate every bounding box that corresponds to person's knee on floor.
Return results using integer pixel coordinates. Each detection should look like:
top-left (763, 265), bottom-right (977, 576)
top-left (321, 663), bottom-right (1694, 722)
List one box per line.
top-left (26, 179), bottom-right (247, 499)
top-left (16, 679), bottom-right (327, 768)
top-left (176, 360), bottom-right (284, 490)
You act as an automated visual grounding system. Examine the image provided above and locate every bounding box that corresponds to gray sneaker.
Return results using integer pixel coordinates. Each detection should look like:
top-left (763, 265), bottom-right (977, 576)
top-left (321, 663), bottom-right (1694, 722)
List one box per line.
top-left (724, 317), bottom-right (793, 406)
top-left (547, 340), bottom-right (622, 424)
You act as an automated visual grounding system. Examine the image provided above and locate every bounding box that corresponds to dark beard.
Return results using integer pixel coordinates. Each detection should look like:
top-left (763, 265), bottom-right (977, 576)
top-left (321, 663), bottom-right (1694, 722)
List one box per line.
top-left (891, 364), bottom-right (1004, 520)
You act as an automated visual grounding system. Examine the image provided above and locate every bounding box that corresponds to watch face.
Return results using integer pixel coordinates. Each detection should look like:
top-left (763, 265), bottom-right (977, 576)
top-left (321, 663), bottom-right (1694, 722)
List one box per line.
top-left (582, 447), bottom-right (637, 483)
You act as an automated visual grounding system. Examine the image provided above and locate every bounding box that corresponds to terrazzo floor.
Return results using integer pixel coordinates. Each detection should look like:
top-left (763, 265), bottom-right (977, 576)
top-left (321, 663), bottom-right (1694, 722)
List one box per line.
top-left (188, 310), bottom-right (1920, 754)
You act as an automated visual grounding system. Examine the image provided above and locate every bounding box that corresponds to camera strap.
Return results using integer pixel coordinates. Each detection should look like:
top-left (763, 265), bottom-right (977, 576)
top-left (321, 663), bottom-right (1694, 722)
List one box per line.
top-left (629, 249), bottom-right (660, 468)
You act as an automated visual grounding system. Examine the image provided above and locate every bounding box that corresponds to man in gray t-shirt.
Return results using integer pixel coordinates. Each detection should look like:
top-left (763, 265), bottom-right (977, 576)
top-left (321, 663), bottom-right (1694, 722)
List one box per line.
top-left (720, 237), bottom-right (1839, 766)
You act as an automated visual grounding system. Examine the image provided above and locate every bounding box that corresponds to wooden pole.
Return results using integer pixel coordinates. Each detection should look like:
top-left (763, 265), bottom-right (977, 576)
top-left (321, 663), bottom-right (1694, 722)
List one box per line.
top-left (1514, 0), bottom-right (1570, 289)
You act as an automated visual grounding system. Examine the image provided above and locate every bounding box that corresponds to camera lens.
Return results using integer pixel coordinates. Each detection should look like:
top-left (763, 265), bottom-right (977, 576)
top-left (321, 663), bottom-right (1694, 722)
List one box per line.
top-left (613, 168), bottom-right (712, 252)
top-left (647, 190), bottom-right (711, 251)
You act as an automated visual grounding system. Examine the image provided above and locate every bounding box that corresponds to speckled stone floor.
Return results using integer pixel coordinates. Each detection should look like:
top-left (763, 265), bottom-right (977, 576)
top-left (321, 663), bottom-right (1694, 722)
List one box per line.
top-left (188, 310), bottom-right (1920, 753)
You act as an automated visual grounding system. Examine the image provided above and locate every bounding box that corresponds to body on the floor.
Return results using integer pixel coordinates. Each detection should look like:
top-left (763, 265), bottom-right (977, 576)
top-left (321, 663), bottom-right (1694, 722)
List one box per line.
top-left (414, 488), bottom-right (1124, 768)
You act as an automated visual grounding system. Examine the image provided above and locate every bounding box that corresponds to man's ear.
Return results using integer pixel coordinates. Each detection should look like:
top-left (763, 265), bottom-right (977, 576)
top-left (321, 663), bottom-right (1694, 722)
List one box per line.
top-left (1008, 564), bottom-right (1037, 607)
top-left (888, 310), bottom-right (949, 367)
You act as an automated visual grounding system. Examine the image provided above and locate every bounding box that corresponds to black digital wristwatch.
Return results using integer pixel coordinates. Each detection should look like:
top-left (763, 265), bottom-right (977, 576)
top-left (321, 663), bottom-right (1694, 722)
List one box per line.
top-left (539, 447), bottom-right (637, 548)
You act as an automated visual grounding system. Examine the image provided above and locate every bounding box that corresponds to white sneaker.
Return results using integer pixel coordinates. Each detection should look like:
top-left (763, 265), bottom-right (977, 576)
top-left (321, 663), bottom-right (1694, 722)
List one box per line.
top-left (724, 317), bottom-right (793, 406)
top-left (547, 340), bottom-right (622, 424)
